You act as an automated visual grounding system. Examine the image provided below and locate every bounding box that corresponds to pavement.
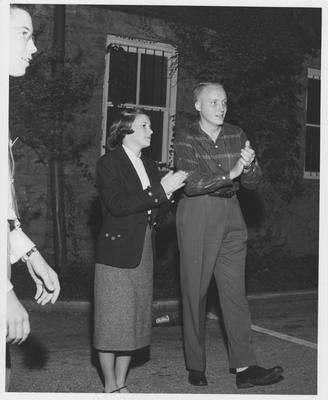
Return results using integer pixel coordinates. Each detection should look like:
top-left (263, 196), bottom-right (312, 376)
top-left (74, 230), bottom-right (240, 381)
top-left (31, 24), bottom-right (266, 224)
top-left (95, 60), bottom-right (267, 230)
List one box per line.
top-left (4, 290), bottom-right (319, 397)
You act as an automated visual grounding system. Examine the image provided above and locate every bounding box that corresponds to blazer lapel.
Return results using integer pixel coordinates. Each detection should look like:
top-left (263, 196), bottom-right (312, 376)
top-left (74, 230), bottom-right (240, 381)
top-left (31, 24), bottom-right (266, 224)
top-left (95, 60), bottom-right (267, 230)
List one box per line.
top-left (117, 146), bottom-right (144, 191)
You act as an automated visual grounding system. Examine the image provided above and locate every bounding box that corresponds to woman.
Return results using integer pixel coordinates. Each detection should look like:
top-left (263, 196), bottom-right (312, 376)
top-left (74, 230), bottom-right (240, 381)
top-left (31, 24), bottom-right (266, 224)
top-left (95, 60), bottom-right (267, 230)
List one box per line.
top-left (94, 109), bottom-right (187, 393)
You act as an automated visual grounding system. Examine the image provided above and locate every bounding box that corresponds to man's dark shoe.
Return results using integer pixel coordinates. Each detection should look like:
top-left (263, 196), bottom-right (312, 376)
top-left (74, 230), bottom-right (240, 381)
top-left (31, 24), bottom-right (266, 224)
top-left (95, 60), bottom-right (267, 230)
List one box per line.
top-left (236, 365), bottom-right (284, 389)
top-left (188, 370), bottom-right (208, 386)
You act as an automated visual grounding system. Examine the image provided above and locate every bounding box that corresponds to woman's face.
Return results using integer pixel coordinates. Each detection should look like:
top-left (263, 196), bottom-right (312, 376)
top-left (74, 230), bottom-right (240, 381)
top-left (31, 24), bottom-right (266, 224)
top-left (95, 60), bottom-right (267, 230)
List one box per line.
top-left (124, 114), bottom-right (153, 153)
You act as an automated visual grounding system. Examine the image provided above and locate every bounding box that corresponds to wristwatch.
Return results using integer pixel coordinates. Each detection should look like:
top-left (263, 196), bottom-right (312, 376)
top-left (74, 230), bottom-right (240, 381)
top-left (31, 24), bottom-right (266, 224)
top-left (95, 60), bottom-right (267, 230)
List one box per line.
top-left (21, 246), bottom-right (38, 262)
top-left (244, 159), bottom-right (255, 172)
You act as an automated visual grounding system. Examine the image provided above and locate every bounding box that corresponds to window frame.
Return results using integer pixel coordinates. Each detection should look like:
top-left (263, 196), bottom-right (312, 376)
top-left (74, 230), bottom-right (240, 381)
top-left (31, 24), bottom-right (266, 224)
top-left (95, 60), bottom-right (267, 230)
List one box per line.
top-left (304, 67), bottom-right (320, 180)
top-left (100, 34), bottom-right (178, 163)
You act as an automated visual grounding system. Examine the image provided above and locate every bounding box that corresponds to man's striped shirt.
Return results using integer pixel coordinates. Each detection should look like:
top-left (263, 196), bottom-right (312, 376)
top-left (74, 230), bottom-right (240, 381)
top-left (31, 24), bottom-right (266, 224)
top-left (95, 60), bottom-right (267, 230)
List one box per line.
top-left (174, 121), bottom-right (262, 197)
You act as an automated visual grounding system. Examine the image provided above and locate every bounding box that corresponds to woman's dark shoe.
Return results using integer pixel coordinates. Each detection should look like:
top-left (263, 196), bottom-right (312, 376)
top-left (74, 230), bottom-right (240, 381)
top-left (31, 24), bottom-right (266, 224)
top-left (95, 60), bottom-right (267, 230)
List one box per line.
top-left (236, 365), bottom-right (284, 389)
top-left (188, 370), bottom-right (208, 386)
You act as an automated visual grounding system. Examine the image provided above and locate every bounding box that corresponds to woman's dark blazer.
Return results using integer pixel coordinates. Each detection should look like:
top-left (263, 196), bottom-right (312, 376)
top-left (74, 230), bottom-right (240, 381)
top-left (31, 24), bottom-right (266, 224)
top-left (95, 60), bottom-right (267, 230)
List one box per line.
top-left (95, 145), bottom-right (169, 268)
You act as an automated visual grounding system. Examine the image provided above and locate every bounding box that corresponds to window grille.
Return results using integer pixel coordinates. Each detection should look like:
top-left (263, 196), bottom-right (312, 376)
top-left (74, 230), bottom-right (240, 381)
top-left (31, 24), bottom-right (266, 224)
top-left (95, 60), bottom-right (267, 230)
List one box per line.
top-left (304, 68), bottom-right (320, 179)
top-left (101, 35), bottom-right (178, 163)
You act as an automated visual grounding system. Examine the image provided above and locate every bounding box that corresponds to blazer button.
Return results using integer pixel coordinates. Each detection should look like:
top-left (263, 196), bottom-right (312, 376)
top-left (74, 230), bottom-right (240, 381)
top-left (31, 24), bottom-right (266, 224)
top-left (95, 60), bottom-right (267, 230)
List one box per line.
top-left (148, 191), bottom-right (153, 196)
top-left (117, 234), bottom-right (121, 238)
top-left (154, 198), bottom-right (158, 203)
top-left (111, 236), bottom-right (116, 240)
top-left (105, 233), bottom-right (109, 237)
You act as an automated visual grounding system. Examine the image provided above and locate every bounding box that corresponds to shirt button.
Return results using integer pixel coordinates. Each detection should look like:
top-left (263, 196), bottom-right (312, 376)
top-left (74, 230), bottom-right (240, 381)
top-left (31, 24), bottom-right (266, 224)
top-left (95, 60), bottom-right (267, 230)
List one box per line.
top-left (105, 233), bottom-right (109, 237)
top-left (222, 176), bottom-right (226, 180)
top-left (111, 236), bottom-right (116, 240)
top-left (148, 191), bottom-right (153, 196)
top-left (117, 234), bottom-right (121, 238)
top-left (154, 198), bottom-right (159, 203)
top-left (215, 145), bottom-right (218, 149)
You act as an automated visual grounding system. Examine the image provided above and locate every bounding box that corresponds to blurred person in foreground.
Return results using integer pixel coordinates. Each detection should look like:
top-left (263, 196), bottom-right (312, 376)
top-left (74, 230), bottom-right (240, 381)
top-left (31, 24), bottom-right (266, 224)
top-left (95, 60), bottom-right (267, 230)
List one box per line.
top-left (6, 4), bottom-right (60, 390)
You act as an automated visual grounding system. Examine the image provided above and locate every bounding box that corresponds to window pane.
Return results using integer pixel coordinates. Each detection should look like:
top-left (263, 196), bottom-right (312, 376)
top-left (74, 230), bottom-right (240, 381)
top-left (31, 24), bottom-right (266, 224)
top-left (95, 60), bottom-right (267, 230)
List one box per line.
top-left (142, 110), bottom-right (163, 161)
top-left (305, 126), bottom-right (320, 172)
top-left (108, 45), bottom-right (137, 105)
top-left (307, 78), bottom-right (321, 124)
top-left (140, 53), bottom-right (167, 107)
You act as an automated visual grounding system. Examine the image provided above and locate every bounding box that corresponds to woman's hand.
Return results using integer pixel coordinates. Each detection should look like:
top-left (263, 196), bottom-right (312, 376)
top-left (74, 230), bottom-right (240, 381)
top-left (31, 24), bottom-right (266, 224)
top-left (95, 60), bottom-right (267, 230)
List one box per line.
top-left (161, 170), bottom-right (188, 196)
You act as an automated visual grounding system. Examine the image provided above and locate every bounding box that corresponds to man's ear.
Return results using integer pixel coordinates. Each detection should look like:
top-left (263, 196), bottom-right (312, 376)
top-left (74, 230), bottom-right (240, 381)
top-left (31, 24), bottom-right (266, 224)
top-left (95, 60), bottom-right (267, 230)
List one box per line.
top-left (195, 101), bottom-right (201, 112)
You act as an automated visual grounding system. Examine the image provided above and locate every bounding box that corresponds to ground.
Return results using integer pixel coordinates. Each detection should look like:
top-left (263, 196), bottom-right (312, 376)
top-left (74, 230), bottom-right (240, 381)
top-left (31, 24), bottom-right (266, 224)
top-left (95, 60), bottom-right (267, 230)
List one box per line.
top-left (8, 292), bottom-right (318, 394)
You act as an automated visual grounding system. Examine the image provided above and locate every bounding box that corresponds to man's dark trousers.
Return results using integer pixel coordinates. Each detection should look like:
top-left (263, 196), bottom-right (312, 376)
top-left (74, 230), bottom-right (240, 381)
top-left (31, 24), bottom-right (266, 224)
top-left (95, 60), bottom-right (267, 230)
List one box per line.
top-left (176, 194), bottom-right (257, 372)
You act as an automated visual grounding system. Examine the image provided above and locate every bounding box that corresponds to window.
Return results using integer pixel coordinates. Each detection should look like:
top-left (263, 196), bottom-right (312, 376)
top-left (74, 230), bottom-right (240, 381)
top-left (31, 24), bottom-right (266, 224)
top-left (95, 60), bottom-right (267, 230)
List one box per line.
top-left (101, 35), bottom-right (178, 163)
top-left (304, 68), bottom-right (320, 179)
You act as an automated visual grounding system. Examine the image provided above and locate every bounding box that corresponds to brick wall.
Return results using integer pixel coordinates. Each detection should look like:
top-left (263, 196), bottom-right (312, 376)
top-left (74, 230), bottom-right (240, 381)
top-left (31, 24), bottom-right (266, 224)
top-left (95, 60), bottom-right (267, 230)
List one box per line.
top-left (13, 5), bottom-right (319, 271)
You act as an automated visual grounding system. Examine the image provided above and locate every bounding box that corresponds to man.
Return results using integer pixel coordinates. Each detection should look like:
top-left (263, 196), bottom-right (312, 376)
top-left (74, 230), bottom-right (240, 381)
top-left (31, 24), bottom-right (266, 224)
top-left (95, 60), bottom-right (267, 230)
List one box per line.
top-left (7, 4), bottom-right (60, 389)
top-left (174, 82), bottom-right (283, 389)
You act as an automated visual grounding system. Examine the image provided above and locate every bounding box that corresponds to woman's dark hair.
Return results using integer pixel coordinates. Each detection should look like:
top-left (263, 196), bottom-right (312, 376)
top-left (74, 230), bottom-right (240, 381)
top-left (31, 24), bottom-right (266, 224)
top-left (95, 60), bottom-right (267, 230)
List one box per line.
top-left (107, 108), bottom-right (148, 150)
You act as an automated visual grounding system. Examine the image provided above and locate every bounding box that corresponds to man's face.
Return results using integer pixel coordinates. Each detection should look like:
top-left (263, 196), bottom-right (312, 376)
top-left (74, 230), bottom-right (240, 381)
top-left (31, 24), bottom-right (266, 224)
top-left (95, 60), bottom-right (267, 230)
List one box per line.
top-left (195, 85), bottom-right (227, 128)
top-left (10, 8), bottom-right (37, 77)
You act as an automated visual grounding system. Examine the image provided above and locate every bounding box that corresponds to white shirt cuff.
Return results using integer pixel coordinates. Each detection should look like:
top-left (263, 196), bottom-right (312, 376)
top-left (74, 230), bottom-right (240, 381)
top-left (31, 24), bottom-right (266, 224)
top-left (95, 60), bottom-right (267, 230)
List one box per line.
top-left (9, 228), bottom-right (35, 264)
top-left (7, 278), bottom-right (13, 292)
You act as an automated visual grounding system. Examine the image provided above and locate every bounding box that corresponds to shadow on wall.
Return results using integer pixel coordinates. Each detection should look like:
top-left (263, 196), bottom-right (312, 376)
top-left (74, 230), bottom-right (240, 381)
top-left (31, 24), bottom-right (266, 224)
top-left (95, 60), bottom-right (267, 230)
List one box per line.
top-left (87, 196), bottom-right (103, 249)
top-left (237, 187), bottom-right (265, 229)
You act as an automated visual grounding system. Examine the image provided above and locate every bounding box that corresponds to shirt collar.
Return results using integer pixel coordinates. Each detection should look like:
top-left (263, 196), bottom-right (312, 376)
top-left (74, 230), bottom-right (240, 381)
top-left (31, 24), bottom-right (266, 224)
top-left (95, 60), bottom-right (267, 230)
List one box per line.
top-left (122, 144), bottom-right (142, 161)
top-left (196, 121), bottom-right (225, 142)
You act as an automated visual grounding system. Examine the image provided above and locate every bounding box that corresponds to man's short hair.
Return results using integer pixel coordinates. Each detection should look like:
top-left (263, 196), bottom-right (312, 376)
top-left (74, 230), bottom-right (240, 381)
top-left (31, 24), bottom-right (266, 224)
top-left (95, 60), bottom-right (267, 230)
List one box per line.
top-left (193, 82), bottom-right (225, 103)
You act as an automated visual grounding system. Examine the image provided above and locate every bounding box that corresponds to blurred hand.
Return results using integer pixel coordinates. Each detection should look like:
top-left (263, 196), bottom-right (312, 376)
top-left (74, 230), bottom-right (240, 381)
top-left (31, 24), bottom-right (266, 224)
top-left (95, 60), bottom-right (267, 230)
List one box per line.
top-left (161, 170), bottom-right (188, 196)
top-left (240, 140), bottom-right (255, 168)
top-left (229, 158), bottom-right (245, 180)
top-left (26, 251), bottom-right (60, 305)
top-left (7, 290), bottom-right (30, 344)
top-left (230, 140), bottom-right (256, 179)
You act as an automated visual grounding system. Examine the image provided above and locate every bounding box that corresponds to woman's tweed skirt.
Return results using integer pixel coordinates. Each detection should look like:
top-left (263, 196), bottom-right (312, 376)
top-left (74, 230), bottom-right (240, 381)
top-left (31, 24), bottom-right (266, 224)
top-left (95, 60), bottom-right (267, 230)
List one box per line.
top-left (93, 227), bottom-right (153, 351)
